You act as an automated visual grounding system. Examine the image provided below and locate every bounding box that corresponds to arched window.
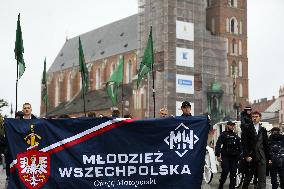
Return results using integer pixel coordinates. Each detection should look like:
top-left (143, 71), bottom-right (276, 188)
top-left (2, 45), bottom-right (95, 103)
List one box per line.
top-left (239, 40), bottom-right (242, 55)
top-left (230, 0), bottom-right (237, 7)
top-left (110, 63), bottom-right (116, 76)
top-left (239, 83), bottom-right (243, 97)
top-left (96, 68), bottom-right (101, 89)
top-left (207, 0), bottom-right (211, 7)
top-left (230, 17), bottom-right (238, 34)
top-left (239, 61), bottom-right (242, 77)
top-left (239, 21), bottom-right (242, 34)
top-left (211, 18), bottom-right (215, 33)
top-left (226, 18), bottom-right (230, 32)
top-left (231, 39), bottom-right (238, 55)
top-left (231, 19), bottom-right (235, 33)
top-left (55, 79), bottom-right (60, 107)
top-left (232, 61), bottom-right (238, 76)
top-left (127, 60), bottom-right (132, 83)
top-left (66, 72), bottom-right (72, 101)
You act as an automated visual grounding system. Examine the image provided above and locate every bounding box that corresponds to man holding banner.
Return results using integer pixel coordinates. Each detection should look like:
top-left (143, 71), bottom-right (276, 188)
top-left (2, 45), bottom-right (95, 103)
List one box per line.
top-left (4, 116), bottom-right (209, 188)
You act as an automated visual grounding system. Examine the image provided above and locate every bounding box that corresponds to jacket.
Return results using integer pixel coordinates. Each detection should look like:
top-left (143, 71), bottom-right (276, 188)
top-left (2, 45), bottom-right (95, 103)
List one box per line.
top-left (241, 124), bottom-right (271, 161)
top-left (240, 111), bottom-right (252, 130)
top-left (268, 133), bottom-right (284, 167)
top-left (215, 130), bottom-right (242, 158)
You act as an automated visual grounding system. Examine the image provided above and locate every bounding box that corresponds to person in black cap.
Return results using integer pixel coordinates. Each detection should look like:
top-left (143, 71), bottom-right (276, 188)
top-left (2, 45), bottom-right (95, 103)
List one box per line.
top-left (215, 121), bottom-right (242, 189)
top-left (181, 101), bottom-right (192, 117)
top-left (240, 106), bottom-right (252, 131)
top-left (268, 127), bottom-right (284, 189)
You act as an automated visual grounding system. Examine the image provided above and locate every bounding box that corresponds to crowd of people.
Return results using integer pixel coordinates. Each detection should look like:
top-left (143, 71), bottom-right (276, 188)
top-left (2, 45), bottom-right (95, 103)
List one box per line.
top-left (215, 106), bottom-right (284, 189)
top-left (1, 101), bottom-right (284, 189)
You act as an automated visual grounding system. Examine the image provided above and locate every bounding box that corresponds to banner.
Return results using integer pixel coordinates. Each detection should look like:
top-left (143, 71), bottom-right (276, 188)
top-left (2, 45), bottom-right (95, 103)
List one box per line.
top-left (5, 116), bottom-right (209, 189)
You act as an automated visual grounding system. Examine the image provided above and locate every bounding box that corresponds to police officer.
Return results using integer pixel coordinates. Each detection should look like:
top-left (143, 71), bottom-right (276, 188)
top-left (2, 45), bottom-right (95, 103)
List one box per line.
top-left (215, 121), bottom-right (242, 189)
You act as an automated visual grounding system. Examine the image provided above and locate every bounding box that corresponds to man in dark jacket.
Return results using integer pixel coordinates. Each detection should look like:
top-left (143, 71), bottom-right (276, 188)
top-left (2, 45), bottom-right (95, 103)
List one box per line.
top-left (215, 121), bottom-right (242, 189)
top-left (268, 127), bottom-right (284, 189)
top-left (241, 111), bottom-right (272, 189)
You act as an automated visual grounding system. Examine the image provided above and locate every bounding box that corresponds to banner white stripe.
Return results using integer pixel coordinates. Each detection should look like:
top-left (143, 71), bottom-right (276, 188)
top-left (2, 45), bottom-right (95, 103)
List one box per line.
top-left (10, 118), bottom-right (125, 169)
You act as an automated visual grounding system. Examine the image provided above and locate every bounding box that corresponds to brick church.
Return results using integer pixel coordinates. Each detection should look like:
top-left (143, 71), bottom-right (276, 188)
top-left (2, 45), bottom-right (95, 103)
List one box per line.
top-left (41, 0), bottom-right (248, 121)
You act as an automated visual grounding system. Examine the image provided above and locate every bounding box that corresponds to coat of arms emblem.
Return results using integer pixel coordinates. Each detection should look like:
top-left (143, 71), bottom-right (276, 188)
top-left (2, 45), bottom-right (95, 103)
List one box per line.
top-left (16, 124), bottom-right (50, 189)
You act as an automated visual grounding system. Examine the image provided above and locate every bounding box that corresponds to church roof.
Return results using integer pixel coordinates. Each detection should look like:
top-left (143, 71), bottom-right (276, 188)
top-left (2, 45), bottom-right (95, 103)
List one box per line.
top-left (48, 14), bottom-right (138, 73)
top-left (47, 84), bottom-right (133, 116)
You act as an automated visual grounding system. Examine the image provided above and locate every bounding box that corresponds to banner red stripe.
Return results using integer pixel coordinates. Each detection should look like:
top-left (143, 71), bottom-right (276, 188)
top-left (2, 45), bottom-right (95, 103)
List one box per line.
top-left (10, 118), bottom-right (136, 173)
top-left (47, 119), bottom-right (135, 155)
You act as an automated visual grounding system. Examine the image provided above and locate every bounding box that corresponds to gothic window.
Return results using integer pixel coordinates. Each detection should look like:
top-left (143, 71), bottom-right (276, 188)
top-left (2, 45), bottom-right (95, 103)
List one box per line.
top-left (239, 83), bottom-right (243, 97)
top-left (55, 79), bottom-right (60, 107)
top-left (232, 61), bottom-right (238, 77)
top-left (126, 60), bottom-right (132, 83)
top-left (230, 17), bottom-right (238, 34)
top-left (239, 61), bottom-right (242, 77)
top-left (239, 40), bottom-right (242, 55)
top-left (66, 72), bottom-right (72, 101)
top-left (207, 0), bottom-right (211, 7)
top-left (111, 63), bottom-right (115, 75)
top-left (230, 0), bottom-right (237, 7)
top-left (239, 21), bottom-right (243, 34)
top-left (231, 39), bottom-right (238, 55)
top-left (226, 18), bottom-right (230, 32)
top-left (96, 68), bottom-right (101, 89)
top-left (211, 18), bottom-right (215, 33)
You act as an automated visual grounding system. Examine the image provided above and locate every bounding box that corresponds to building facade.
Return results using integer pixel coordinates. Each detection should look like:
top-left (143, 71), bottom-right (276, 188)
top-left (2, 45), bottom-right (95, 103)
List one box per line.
top-left (41, 0), bottom-right (245, 121)
top-left (206, 0), bottom-right (249, 113)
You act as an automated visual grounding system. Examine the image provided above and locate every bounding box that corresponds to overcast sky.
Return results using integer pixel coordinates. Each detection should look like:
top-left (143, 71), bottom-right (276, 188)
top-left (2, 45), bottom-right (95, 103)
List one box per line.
top-left (0, 0), bottom-right (283, 117)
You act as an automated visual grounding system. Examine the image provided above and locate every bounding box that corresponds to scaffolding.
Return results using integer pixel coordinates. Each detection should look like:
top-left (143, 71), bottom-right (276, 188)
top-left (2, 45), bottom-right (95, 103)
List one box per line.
top-left (137, 0), bottom-right (234, 120)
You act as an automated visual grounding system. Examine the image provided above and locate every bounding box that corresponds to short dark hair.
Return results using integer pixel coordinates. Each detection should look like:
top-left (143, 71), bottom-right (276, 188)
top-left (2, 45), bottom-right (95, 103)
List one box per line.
top-left (23, 102), bottom-right (31, 107)
top-left (57, 114), bottom-right (70, 118)
top-left (112, 110), bottom-right (120, 117)
top-left (251, 111), bottom-right (262, 117)
top-left (87, 112), bottom-right (96, 117)
top-left (271, 127), bottom-right (280, 133)
top-left (15, 111), bottom-right (24, 118)
top-left (181, 101), bottom-right (191, 108)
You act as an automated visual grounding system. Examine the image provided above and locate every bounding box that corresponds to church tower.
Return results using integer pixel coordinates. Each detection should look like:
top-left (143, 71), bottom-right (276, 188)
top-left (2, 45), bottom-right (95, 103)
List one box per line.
top-left (206, 0), bottom-right (248, 113)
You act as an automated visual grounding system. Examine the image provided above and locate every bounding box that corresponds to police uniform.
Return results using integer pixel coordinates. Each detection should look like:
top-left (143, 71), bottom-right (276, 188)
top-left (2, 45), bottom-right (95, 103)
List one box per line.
top-left (215, 121), bottom-right (242, 189)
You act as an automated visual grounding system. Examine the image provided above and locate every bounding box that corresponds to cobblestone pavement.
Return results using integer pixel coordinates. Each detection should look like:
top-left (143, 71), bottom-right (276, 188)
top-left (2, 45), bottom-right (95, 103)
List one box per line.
top-left (202, 172), bottom-right (272, 189)
top-left (0, 165), bottom-right (7, 189)
top-left (0, 168), bottom-right (274, 189)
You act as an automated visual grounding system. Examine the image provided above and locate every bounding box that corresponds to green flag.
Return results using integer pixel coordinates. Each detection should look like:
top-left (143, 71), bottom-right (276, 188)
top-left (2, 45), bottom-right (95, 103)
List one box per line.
top-left (79, 37), bottom-right (89, 97)
top-left (41, 57), bottom-right (48, 107)
top-left (106, 56), bottom-right (124, 106)
top-left (14, 13), bottom-right (26, 79)
top-left (137, 27), bottom-right (154, 88)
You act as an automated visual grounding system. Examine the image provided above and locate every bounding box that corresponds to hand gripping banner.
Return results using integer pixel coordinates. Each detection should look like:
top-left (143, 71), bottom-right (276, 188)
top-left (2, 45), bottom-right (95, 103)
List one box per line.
top-left (4, 116), bottom-right (209, 189)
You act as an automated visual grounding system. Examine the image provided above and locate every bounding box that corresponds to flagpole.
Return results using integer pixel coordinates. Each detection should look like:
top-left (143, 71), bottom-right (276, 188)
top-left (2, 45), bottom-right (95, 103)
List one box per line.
top-left (121, 56), bottom-right (124, 117)
top-left (82, 82), bottom-right (86, 117)
top-left (16, 60), bottom-right (19, 114)
top-left (150, 26), bottom-right (155, 118)
top-left (45, 86), bottom-right (48, 117)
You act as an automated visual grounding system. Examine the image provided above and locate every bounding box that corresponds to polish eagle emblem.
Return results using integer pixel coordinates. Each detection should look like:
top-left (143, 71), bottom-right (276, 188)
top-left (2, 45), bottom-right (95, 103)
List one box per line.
top-left (16, 124), bottom-right (50, 189)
